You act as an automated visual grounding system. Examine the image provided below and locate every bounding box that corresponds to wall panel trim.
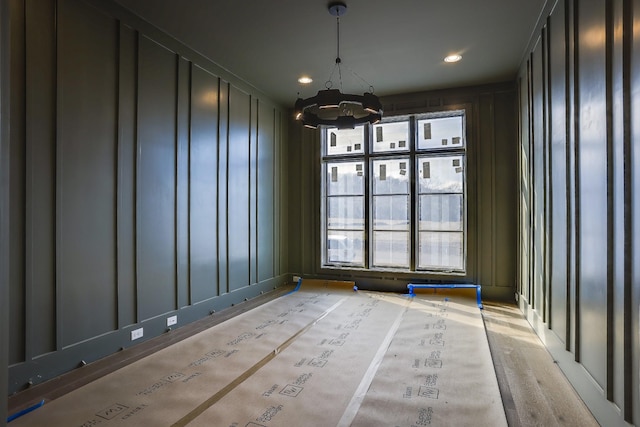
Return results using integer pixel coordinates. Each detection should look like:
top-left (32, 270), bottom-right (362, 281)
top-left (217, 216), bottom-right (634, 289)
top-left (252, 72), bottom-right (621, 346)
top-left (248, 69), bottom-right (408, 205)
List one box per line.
top-left (134, 29), bottom-right (141, 323)
top-left (546, 17), bottom-right (554, 329)
top-left (54, 0), bottom-right (63, 352)
top-left (173, 52), bottom-right (180, 310)
top-left (605, 0), bottom-right (615, 403)
top-left (571, 0), bottom-right (581, 363)
top-left (563, 0), bottom-right (573, 353)
top-left (1, 0), bottom-right (11, 421)
top-left (527, 55), bottom-right (534, 305)
top-left (542, 24), bottom-right (550, 324)
top-left (621, 0), bottom-right (633, 420)
top-left (115, 18), bottom-right (121, 330)
top-left (132, 28), bottom-right (139, 323)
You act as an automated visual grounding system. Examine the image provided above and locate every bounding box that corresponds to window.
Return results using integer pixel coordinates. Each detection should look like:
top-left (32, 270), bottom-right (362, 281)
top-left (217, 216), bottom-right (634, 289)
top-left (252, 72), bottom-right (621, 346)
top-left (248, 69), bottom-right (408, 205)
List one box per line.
top-left (321, 111), bottom-right (466, 273)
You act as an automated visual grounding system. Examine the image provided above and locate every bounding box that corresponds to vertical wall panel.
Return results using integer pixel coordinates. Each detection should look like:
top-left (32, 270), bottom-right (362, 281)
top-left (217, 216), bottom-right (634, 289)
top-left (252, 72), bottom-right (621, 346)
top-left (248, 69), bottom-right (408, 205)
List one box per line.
top-left (567, 0), bottom-right (578, 356)
top-left (227, 85), bottom-right (251, 291)
top-left (477, 94), bottom-right (495, 290)
top-left (117, 24), bottom-right (137, 328)
top-left (2, 3), bottom-right (14, 421)
top-left (190, 64), bottom-right (219, 302)
top-left (610, 0), bottom-right (626, 411)
top-left (542, 27), bottom-right (552, 323)
top-left (257, 101), bottom-right (275, 282)
top-left (218, 81), bottom-right (229, 295)
top-left (25, 0), bottom-right (56, 358)
top-left (527, 58), bottom-right (535, 304)
top-left (176, 57), bottom-right (191, 308)
top-left (493, 91), bottom-right (517, 289)
top-left (57, 0), bottom-right (118, 346)
top-left (287, 123), bottom-right (304, 275)
top-left (136, 35), bottom-right (177, 320)
top-left (276, 111), bottom-right (286, 277)
top-left (249, 98), bottom-right (258, 286)
top-left (519, 69), bottom-right (531, 301)
top-left (548, 0), bottom-right (568, 343)
top-left (576, 0), bottom-right (608, 389)
top-left (631, 0), bottom-right (640, 422)
top-left (532, 38), bottom-right (546, 315)
top-left (301, 130), bottom-right (319, 275)
top-left (8, 0), bottom-right (26, 365)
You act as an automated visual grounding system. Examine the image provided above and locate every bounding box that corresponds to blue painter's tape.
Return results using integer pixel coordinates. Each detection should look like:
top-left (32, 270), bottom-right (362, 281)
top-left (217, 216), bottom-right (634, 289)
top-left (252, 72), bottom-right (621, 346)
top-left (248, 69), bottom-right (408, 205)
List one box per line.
top-left (7, 399), bottom-right (45, 423)
top-left (407, 283), bottom-right (483, 309)
top-left (286, 277), bottom-right (303, 295)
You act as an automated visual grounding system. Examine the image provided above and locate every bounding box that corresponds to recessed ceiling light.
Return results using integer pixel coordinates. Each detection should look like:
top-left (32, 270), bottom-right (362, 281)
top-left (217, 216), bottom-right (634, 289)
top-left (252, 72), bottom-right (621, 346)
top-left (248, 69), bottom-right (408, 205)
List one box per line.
top-left (444, 54), bottom-right (462, 63)
top-left (298, 76), bottom-right (313, 84)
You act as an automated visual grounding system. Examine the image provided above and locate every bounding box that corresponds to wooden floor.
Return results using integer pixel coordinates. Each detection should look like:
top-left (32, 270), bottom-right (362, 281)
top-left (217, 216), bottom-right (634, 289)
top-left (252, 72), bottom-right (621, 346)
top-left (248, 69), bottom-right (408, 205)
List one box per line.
top-left (8, 287), bottom-right (599, 426)
top-left (482, 302), bottom-right (598, 427)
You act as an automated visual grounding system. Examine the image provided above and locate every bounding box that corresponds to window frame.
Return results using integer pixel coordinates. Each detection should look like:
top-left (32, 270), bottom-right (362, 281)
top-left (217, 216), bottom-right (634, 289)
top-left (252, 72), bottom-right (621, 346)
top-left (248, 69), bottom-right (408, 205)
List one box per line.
top-left (320, 109), bottom-right (468, 275)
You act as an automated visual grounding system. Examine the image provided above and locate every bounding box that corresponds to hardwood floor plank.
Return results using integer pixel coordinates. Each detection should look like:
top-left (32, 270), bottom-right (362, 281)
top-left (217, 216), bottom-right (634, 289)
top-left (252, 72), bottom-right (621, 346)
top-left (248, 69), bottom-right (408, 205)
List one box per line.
top-left (483, 302), bottom-right (598, 427)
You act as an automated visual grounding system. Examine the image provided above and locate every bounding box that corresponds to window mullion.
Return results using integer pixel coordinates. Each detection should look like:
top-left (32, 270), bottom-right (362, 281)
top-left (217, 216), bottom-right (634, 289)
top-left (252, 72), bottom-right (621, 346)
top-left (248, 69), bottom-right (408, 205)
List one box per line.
top-left (409, 116), bottom-right (417, 271)
top-left (364, 124), bottom-right (371, 269)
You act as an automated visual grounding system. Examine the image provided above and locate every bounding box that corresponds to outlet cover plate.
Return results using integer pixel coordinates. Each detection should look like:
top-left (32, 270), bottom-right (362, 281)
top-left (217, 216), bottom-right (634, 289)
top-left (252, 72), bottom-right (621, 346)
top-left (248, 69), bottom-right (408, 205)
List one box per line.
top-left (167, 315), bottom-right (177, 327)
top-left (131, 327), bottom-right (144, 341)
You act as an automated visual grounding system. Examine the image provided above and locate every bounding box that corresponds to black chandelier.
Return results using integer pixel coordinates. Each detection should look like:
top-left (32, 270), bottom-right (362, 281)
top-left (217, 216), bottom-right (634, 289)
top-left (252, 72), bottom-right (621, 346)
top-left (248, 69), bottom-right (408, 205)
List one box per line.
top-left (294, 2), bottom-right (383, 129)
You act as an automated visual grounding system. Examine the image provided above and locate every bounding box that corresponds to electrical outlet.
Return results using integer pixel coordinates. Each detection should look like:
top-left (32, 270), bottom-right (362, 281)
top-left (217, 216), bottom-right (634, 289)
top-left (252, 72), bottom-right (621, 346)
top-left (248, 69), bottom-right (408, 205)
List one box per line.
top-left (131, 327), bottom-right (144, 341)
top-left (167, 315), bottom-right (177, 327)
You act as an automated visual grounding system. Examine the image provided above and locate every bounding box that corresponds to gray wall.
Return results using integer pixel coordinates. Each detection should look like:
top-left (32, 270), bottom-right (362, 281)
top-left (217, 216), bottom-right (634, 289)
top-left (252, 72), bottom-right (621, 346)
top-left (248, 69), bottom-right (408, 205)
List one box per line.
top-left (6, 0), bottom-right (288, 395)
top-left (287, 83), bottom-right (519, 301)
top-left (518, 0), bottom-right (639, 425)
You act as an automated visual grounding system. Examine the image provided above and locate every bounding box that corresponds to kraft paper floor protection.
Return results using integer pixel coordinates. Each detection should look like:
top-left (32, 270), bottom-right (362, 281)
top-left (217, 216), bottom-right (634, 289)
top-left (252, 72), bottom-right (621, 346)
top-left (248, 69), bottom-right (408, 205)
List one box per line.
top-left (12, 281), bottom-right (507, 427)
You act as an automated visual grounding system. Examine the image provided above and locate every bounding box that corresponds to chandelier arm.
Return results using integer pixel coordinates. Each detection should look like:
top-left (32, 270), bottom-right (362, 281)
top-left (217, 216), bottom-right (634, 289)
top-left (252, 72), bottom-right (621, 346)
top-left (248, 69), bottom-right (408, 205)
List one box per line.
top-left (326, 61), bottom-right (340, 89)
top-left (341, 63), bottom-right (376, 94)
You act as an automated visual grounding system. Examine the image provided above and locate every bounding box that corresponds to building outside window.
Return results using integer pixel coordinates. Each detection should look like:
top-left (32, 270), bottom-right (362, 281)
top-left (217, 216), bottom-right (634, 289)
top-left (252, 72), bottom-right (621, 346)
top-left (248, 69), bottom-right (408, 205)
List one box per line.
top-left (321, 111), bottom-right (466, 273)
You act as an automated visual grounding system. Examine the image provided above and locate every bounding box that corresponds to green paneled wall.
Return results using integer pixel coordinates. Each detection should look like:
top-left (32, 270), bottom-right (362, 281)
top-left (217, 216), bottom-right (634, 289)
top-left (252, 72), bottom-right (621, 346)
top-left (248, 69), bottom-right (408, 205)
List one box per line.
top-left (518, 0), bottom-right (639, 424)
top-left (5, 0), bottom-right (287, 394)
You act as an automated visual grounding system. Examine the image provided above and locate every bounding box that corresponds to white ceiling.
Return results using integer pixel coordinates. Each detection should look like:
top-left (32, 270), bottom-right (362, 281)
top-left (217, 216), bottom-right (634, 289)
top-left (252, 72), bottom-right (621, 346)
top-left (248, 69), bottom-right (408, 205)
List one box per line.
top-left (115, 0), bottom-right (548, 107)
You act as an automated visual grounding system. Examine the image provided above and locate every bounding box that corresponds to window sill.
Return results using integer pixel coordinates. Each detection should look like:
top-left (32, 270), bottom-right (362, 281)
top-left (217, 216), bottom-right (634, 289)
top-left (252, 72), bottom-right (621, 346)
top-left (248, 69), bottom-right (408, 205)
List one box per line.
top-left (320, 265), bottom-right (467, 278)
